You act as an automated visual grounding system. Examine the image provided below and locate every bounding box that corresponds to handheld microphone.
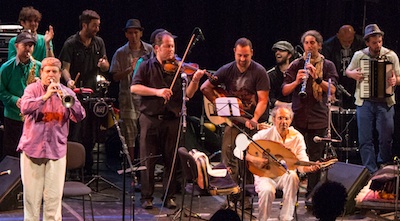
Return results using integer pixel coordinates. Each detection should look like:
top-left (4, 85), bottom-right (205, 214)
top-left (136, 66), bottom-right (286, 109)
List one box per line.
top-left (313, 136), bottom-right (341, 143)
top-left (337, 84), bottom-right (352, 97)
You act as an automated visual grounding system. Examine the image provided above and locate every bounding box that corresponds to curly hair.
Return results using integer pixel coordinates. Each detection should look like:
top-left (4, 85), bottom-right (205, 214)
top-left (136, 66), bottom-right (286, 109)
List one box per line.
top-left (312, 181), bottom-right (347, 221)
top-left (18, 6), bottom-right (42, 22)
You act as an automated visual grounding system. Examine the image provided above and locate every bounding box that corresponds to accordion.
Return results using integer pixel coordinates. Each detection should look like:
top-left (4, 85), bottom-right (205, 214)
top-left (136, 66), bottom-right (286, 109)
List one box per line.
top-left (360, 58), bottom-right (394, 99)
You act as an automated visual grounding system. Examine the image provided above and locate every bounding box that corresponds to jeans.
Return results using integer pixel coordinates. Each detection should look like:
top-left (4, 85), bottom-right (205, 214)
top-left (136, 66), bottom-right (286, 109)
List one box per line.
top-left (357, 101), bottom-right (394, 173)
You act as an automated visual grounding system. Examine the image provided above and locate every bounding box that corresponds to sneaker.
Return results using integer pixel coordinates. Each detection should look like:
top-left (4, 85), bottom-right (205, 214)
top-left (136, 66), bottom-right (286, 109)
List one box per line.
top-left (141, 200), bottom-right (153, 209)
top-left (165, 198), bottom-right (177, 209)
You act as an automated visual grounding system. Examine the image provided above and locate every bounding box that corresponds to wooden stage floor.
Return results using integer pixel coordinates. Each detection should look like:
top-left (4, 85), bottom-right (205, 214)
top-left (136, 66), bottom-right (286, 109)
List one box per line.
top-left (0, 148), bottom-right (375, 221)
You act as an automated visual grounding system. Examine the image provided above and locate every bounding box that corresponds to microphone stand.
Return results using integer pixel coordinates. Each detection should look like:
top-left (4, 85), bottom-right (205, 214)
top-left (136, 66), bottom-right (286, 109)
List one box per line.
top-left (324, 79), bottom-right (338, 160)
top-left (179, 73), bottom-right (188, 221)
top-left (107, 104), bottom-right (135, 221)
top-left (318, 79), bottom-right (338, 183)
top-left (395, 158), bottom-right (400, 220)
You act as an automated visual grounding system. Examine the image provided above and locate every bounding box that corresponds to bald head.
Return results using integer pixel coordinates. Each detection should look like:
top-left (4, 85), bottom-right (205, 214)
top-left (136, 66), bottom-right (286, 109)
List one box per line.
top-left (337, 25), bottom-right (356, 49)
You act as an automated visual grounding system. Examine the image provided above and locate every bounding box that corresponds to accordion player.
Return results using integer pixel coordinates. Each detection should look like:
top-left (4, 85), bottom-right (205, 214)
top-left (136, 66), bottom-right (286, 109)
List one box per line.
top-left (359, 57), bottom-right (394, 99)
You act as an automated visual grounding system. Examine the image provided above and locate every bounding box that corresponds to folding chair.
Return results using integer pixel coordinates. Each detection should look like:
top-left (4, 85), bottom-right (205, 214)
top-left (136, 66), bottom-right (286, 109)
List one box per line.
top-left (177, 147), bottom-right (240, 221)
top-left (63, 141), bottom-right (94, 221)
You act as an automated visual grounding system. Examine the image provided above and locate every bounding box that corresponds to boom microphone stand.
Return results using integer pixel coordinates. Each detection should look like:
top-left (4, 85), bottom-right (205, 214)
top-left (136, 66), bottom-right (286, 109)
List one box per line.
top-left (106, 101), bottom-right (135, 221)
top-left (84, 97), bottom-right (122, 192)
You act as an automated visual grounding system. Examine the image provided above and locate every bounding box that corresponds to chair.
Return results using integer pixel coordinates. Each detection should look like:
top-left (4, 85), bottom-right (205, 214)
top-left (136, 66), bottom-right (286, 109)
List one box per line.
top-left (177, 147), bottom-right (240, 221)
top-left (63, 141), bottom-right (94, 221)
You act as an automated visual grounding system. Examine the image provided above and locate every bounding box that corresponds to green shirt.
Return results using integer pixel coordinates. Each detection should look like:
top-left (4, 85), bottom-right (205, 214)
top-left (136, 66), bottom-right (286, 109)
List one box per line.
top-left (0, 57), bottom-right (41, 121)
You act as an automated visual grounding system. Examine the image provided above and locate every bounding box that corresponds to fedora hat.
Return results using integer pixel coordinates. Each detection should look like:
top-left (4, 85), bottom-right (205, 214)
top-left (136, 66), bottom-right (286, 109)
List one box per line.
top-left (123, 19), bottom-right (144, 31)
top-left (363, 24), bottom-right (384, 40)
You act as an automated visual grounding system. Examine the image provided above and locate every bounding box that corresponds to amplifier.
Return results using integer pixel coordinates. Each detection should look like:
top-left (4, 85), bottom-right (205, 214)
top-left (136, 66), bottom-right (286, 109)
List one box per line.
top-left (0, 24), bottom-right (22, 65)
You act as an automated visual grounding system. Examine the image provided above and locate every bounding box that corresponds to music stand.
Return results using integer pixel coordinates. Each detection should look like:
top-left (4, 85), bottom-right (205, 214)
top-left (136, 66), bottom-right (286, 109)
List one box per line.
top-left (215, 97), bottom-right (241, 118)
top-left (215, 97), bottom-right (247, 220)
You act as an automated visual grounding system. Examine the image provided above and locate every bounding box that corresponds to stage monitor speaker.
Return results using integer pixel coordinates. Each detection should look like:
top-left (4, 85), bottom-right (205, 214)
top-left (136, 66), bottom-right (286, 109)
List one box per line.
top-left (307, 162), bottom-right (370, 215)
top-left (0, 155), bottom-right (23, 211)
top-left (327, 162), bottom-right (370, 214)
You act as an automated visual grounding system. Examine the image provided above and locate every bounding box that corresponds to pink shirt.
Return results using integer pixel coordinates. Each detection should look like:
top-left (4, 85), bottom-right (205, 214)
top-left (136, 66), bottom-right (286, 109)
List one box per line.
top-left (17, 80), bottom-right (86, 160)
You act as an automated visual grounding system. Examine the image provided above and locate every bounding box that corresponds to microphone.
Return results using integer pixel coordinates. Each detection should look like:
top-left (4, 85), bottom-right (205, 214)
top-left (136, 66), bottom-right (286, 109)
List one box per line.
top-left (196, 27), bottom-right (205, 41)
top-left (337, 84), bottom-right (351, 97)
top-left (294, 45), bottom-right (304, 59)
top-left (313, 136), bottom-right (341, 143)
top-left (181, 73), bottom-right (188, 82)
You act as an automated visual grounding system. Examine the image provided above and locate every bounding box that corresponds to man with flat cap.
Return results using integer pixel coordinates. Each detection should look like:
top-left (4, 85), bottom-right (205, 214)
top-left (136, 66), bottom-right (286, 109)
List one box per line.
top-left (110, 19), bottom-right (153, 163)
top-left (267, 40), bottom-right (295, 109)
top-left (346, 24), bottom-right (400, 173)
top-left (0, 30), bottom-right (41, 159)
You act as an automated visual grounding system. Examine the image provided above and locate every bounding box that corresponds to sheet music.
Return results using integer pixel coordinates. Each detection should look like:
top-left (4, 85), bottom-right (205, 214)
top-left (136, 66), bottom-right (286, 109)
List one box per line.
top-left (215, 97), bottom-right (241, 117)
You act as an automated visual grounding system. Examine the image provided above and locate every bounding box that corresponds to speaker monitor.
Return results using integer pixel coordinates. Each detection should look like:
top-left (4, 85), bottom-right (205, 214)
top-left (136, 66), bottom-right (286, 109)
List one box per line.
top-left (308, 162), bottom-right (370, 215)
top-left (327, 162), bottom-right (370, 214)
top-left (0, 156), bottom-right (22, 211)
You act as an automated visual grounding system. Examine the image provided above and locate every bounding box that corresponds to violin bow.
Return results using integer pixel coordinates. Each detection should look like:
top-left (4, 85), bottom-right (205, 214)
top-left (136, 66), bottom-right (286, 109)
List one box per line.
top-left (164, 33), bottom-right (196, 104)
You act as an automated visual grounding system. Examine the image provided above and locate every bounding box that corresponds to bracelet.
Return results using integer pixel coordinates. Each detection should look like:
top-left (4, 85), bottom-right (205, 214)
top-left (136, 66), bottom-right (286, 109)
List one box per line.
top-left (192, 80), bottom-right (199, 84)
top-left (315, 77), bottom-right (322, 84)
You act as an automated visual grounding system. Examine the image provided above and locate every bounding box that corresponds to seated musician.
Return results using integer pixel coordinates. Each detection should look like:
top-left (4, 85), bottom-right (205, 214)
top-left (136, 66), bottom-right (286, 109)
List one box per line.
top-left (246, 105), bottom-right (319, 221)
top-left (345, 24), bottom-right (400, 174)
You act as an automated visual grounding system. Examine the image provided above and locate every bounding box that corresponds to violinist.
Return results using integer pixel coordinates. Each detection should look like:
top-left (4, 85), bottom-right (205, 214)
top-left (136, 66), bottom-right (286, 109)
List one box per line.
top-left (248, 105), bottom-right (319, 221)
top-left (200, 37), bottom-right (269, 208)
top-left (130, 30), bottom-right (205, 210)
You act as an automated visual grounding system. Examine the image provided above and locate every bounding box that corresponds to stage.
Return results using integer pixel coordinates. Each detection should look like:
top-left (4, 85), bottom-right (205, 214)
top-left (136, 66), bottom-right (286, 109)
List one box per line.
top-left (0, 144), bottom-right (376, 221)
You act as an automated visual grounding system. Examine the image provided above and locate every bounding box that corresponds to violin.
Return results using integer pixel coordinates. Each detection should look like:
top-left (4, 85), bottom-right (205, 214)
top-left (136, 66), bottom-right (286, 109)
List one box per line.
top-left (162, 58), bottom-right (218, 82)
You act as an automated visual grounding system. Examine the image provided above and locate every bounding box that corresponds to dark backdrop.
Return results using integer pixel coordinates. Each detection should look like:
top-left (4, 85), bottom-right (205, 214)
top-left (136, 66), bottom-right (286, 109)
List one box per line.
top-left (2, 0), bottom-right (400, 154)
top-left (2, 0), bottom-right (399, 73)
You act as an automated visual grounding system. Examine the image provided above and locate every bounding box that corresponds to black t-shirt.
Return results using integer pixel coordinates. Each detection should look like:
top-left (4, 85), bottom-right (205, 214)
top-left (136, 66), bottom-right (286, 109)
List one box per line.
top-left (59, 32), bottom-right (107, 90)
top-left (267, 66), bottom-right (292, 107)
top-left (211, 60), bottom-right (270, 122)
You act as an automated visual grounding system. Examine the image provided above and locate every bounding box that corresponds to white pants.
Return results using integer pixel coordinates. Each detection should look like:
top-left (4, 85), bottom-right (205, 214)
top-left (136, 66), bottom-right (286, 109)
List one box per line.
top-left (254, 170), bottom-right (299, 221)
top-left (20, 152), bottom-right (66, 221)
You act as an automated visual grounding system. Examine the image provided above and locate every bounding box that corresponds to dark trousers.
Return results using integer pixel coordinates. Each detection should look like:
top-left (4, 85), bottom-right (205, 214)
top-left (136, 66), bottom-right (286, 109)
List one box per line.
top-left (139, 114), bottom-right (180, 202)
top-left (296, 127), bottom-right (326, 195)
top-left (2, 117), bottom-right (23, 158)
top-left (221, 126), bottom-right (254, 186)
top-left (68, 101), bottom-right (100, 174)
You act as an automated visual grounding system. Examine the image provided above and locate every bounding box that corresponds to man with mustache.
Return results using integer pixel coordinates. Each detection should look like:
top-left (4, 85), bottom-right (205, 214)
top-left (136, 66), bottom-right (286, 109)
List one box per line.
top-left (267, 41), bottom-right (295, 109)
top-left (201, 37), bottom-right (270, 208)
top-left (131, 30), bottom-right (205, 209)
top-left (0, 31), bottom-right (41, 159)
top-left (59, 9), bottom-right (110, 175)
top-left (345, 24), bottom-right (400, 173)
top-left (282, 30), bottom-right (338, 198)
